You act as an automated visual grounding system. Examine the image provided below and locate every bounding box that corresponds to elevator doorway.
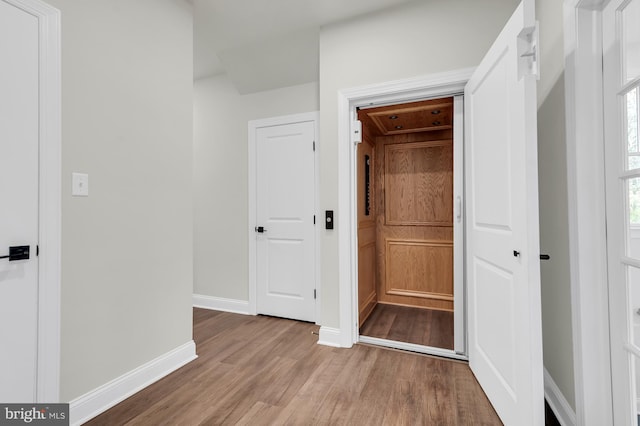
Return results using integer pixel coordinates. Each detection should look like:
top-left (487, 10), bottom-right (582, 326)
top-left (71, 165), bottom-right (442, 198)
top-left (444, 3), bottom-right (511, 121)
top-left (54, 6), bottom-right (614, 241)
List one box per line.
top-left (356, 95), bottom-right (465, 358)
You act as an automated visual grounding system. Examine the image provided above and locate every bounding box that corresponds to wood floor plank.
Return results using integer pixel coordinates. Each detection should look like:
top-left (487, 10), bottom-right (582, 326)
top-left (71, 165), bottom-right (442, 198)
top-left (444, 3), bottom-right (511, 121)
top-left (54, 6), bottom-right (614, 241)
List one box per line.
top-left (344, 348), bottom-right (407, 425)
top-left (311, 345), bottom-right (381, 425)
top-left (359, 304), bottom-right (396, 337)
top-left (272, 347), bottom-right (354, 425)
top-left (235, 401), bottom-right (281, 426)
top-left (360, 303), bottom-right (454, 349)
top-left (453, 362), bottom-right (503, 425)
top-left (86, 308), bottom-right (500, 426)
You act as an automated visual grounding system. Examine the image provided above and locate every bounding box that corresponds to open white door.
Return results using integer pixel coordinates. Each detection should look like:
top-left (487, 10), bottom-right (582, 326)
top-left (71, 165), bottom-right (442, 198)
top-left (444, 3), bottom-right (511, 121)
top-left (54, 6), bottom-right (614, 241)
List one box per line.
top-left (465, 2), bottom-right (543, 425)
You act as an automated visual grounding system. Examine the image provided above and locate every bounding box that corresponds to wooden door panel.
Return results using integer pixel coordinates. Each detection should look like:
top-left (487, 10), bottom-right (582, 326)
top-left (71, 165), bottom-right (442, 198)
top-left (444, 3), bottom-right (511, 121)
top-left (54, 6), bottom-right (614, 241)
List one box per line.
top-left (358, 138), bottom-right (377, 324)
top-left (385, 240), bottom-right (453, 300)
top-left (385, 141), bottom-right (453, 226)
top-left (376, 132), bottom-right (454, 311)
top-left (358, 233), bottom-right (377, 323)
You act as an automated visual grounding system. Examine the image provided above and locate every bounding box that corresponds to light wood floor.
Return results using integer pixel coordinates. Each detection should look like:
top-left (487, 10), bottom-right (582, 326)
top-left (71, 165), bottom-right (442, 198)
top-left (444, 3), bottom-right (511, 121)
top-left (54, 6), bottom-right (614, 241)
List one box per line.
top-left (360, 304), bottom-right (454, 350)
top-left (86, 308), bottom-right (501, 425)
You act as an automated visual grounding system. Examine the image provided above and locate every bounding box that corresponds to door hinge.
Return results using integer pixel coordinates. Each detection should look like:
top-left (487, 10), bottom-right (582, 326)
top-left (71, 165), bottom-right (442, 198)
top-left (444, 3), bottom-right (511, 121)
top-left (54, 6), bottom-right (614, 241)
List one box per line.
top-left (517, 22), bottom-right (539, 80)
top-left (351, 120), bottom-right (362, 145)
top-left (314, 289), bottom-right (317, 299)
top-left (313, 215), bottom-right (316, 225)
top-left (36, 245), bottom-right (39, 256)
top-left (313, 141), bottom-right (316, 151)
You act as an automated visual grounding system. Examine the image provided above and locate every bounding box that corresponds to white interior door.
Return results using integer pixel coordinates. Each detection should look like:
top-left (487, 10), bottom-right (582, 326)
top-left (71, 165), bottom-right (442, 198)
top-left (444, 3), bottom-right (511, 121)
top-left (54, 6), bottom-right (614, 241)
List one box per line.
top-left (255, 120), bottom-right (316, 322)
top-left (465, 2), bottom-right (543, 425)
top-left (0, 0), bottom-right (40, 403)
top-left (603, 0), bottom-right (640, 423)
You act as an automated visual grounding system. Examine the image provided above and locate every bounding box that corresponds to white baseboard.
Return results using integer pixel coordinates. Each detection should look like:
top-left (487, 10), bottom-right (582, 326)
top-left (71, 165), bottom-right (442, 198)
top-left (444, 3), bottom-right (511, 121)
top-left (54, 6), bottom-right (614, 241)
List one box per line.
top-left (317, 326), bottom-right (343, 347)
top-left (544, 368), bottom-right (576, 426)
top-left (69, 340), bottom-right (197, 426)
top-left (193, 294), bottom-right (250, 315)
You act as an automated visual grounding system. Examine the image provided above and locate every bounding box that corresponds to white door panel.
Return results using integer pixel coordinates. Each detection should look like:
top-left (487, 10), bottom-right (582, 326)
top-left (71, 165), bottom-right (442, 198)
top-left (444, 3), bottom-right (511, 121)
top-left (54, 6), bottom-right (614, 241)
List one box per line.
top-left (465, 2), bottom-right (543, 424)
top-left (256, 121), bottom-right (316, 322)
top-left (0, 0), bottom-right (40, 402)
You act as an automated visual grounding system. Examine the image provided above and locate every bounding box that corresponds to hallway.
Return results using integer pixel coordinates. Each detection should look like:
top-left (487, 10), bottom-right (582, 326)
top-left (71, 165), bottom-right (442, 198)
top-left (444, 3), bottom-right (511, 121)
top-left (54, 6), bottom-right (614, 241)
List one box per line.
top-left (87, 308), bottom-right (500, 425)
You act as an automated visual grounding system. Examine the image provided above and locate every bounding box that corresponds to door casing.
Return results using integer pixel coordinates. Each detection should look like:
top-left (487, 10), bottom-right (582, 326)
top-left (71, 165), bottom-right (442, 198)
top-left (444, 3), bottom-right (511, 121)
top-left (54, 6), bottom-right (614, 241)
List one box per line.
top-left (563, 0), bottom-right (616, 424)
top-left (1, 0), bottom-right (61, 403)
top-left (356, 93), bottom-right (466, 359)
top-left (248, 111), bottom-right (320, 323)
top-left (330, 68), bottom-right (474, 349)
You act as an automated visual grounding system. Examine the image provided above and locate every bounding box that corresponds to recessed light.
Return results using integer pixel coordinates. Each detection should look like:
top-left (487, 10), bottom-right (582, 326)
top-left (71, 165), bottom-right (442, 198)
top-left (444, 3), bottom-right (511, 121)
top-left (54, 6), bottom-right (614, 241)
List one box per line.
top-left (431, 110), bottom-right (441, 115)
top-left (395, 125), bottom-right (403, 129)
top-left (432, 121), bottom-right (441, 126)
top-left (389, 115), bottom-right (398, 120)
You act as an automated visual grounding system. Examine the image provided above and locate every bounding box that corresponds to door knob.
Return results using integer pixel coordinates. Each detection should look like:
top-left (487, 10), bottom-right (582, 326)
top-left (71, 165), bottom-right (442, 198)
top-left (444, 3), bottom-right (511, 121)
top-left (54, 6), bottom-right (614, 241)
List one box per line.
top-left (254, 226), bottom-right (266, 233)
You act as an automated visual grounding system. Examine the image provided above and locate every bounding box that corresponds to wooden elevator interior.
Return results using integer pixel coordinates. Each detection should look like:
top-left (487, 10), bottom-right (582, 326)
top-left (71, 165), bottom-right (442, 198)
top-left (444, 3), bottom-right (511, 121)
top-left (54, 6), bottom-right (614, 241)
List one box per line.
top-left (357, 97), bottom-right (455, 350)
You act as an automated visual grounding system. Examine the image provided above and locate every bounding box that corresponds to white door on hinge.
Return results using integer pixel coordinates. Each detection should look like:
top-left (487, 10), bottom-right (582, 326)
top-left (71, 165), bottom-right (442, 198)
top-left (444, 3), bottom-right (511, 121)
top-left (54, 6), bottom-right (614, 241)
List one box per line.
top-left (465, 2), bottom-right (543, 425)
top-left (0, 0), bottom-right (40, 402)
top-left (255, 120), bottom-right (316, 322)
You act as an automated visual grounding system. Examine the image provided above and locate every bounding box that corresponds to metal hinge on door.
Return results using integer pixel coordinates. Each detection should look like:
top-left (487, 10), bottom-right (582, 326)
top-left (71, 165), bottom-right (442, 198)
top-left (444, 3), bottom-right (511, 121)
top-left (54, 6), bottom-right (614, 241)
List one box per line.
top-left (351, 120), bottom-right (362, 145)
top-left (517, 22), bottom-right (540, 80)
top-left (313, 141), bottom-right (316, 151)
top-left (314, 289), bottom-right (317, 299)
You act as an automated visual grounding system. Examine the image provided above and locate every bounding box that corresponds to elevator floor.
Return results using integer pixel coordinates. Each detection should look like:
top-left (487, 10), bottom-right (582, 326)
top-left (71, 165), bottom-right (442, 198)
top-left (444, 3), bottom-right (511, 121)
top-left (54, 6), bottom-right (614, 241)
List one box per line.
top-left (359, 303), bottom-right (454, 350)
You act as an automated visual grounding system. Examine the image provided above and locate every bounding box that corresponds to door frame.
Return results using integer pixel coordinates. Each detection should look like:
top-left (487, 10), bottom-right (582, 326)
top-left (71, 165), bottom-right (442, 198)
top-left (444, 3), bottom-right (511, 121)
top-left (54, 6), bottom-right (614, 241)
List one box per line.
top-left (3, 0), bottom-right (61, 402)
top-left (563, 0), bottom-right (615, 424)
top-left (248, 111), bottom-right (320, 323)
top-left (334, 68), bottom-right (474, 349)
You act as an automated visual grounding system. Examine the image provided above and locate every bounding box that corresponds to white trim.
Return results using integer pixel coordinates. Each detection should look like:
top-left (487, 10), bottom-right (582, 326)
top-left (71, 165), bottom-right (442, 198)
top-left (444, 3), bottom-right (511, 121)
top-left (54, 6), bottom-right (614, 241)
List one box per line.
top-left (623, 256), bottom-right (640, 269)
top-left (544, 368), bottom-right (577, 426)
top-left (247, 111), bottom-right (321, 323)
top-left (317, 326), bottom-right (342, 348)
top-left (69, 341), bottom-right (197, 426)
top-left (5, 0), bottom-right (62, 403)
top-left (452, 94), bottom-right (466, 355)
top-left (359, 336), bottom-right (468, 361)
top-left (192, 294), bottom-right (251, 315)
top-left (248, 115), bottom-right (258, 316)
top-left (337, 69), bottom-right (474, 349)
top-left (563, 1), bottom-right (614, 424)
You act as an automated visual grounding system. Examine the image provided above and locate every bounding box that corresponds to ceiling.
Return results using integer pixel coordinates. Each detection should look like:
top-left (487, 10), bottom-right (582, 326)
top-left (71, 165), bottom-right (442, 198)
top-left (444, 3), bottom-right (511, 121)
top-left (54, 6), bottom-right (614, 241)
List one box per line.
top-left (193, 0), bottom-right (415, 93)
top-left (358, 98), bottom-right (454, 137)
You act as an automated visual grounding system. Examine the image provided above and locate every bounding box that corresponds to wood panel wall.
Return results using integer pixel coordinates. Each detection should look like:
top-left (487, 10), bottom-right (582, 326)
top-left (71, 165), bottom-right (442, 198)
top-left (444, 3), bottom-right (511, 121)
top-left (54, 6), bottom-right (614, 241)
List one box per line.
top-left (375, 131), bottom-right (454, 311)
top-left (357, 136), bottom-right (377, 325)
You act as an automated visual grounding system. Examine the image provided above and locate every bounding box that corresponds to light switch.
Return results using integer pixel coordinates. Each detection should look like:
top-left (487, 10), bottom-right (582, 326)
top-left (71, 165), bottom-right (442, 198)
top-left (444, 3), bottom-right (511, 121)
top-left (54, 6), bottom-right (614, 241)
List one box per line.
top-left (72, 172), bottom-right (89, 197)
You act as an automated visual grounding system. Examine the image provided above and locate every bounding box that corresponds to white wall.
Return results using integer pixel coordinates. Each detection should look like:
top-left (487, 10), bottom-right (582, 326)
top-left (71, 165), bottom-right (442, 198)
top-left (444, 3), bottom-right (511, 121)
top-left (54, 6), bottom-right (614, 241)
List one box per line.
top-left (193, 75), bottom-right (319, 301)
top-left (46, 0), bottom-right (194, 402)
top-left (536, 0), bottom-right (576, 412)
top-left (318, 0), bottom-right (519, 327)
